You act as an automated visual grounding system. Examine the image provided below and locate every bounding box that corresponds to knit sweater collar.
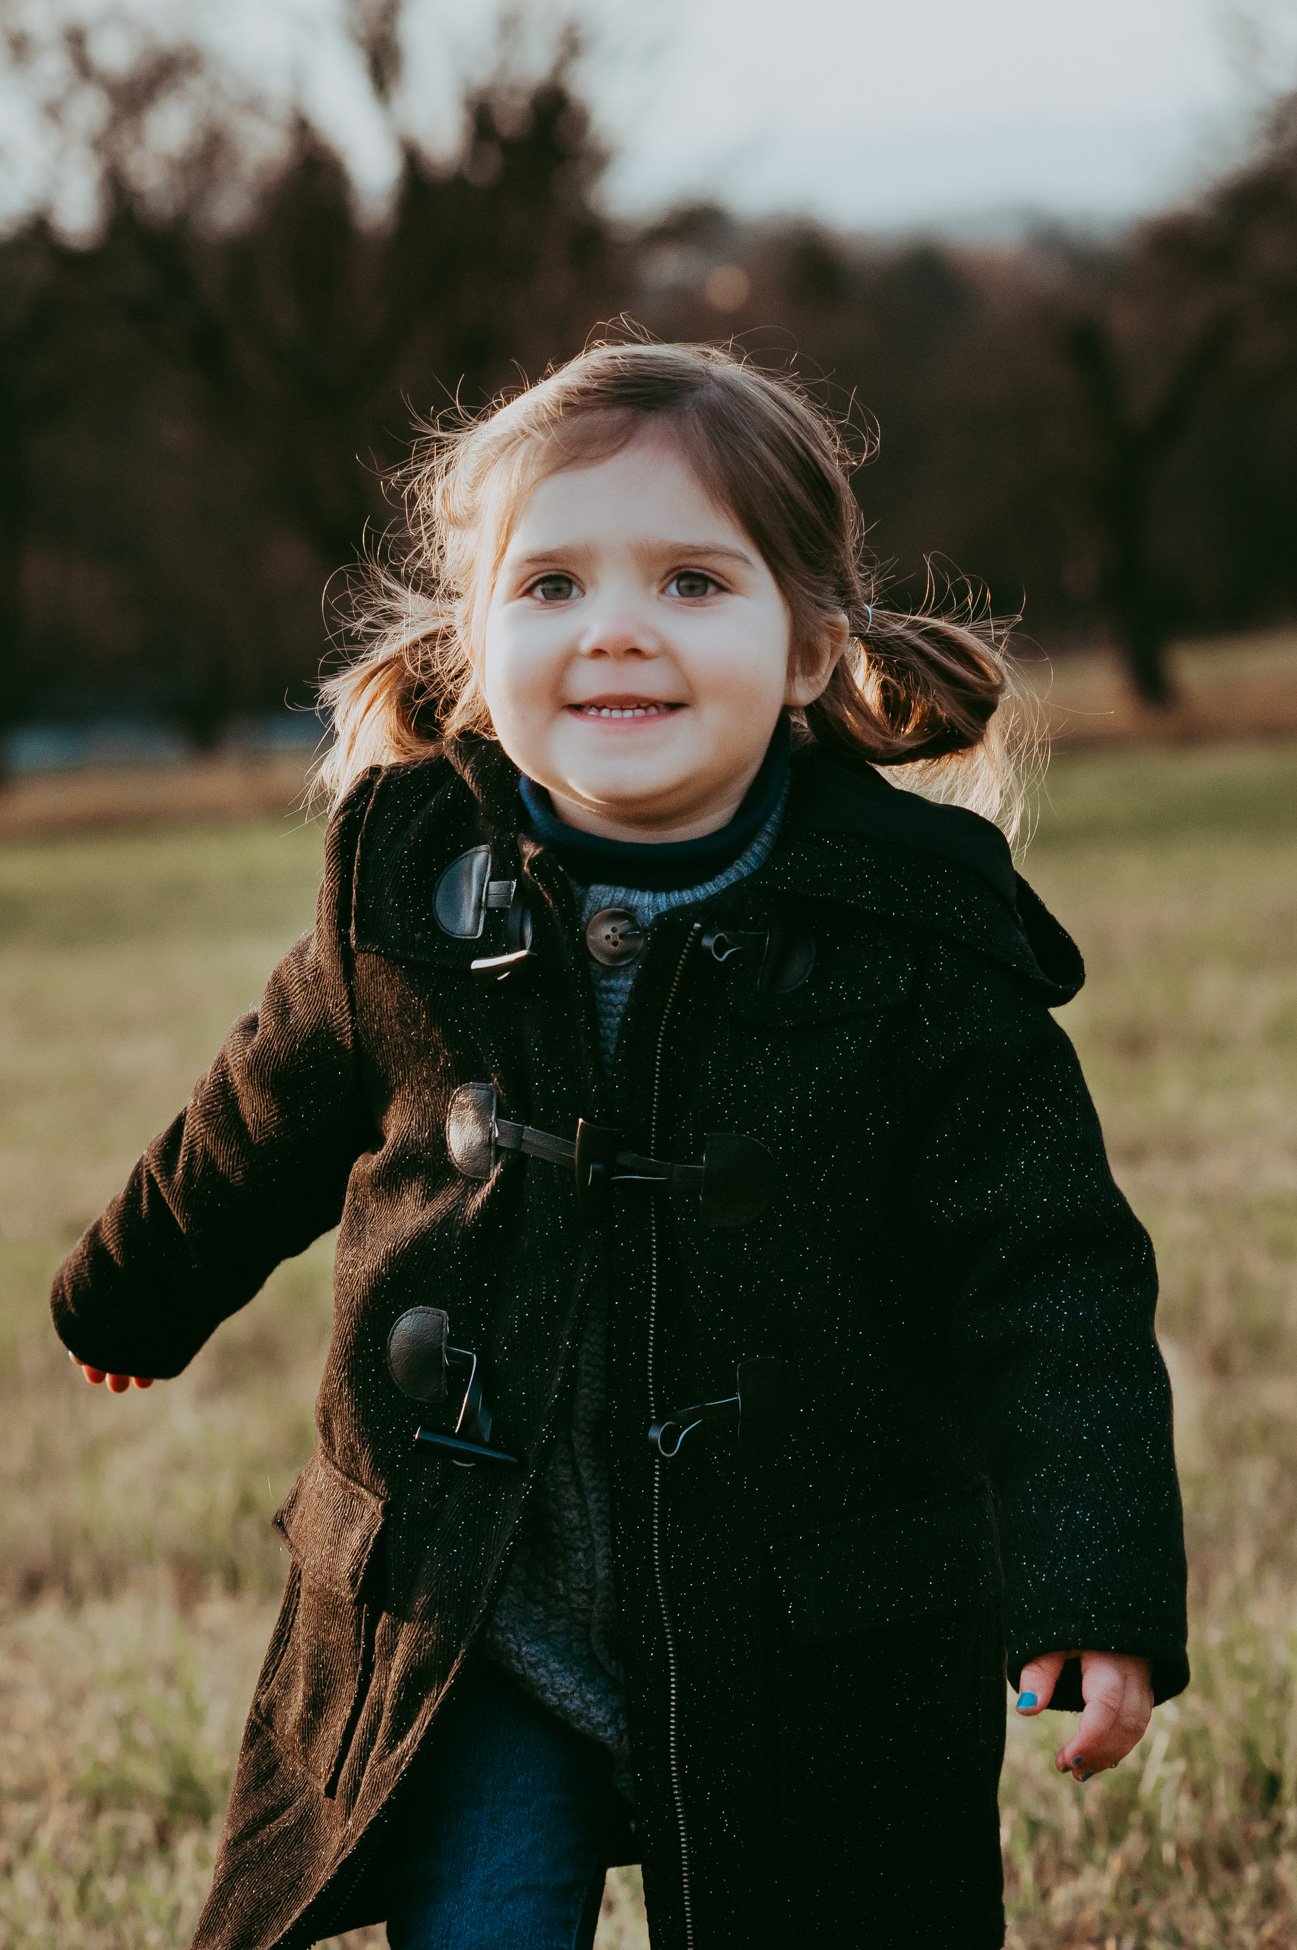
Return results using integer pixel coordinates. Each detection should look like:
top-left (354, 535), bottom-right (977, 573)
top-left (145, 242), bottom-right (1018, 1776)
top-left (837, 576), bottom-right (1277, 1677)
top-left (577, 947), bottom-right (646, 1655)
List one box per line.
top-left (518, 719), bottom-right (791, 895)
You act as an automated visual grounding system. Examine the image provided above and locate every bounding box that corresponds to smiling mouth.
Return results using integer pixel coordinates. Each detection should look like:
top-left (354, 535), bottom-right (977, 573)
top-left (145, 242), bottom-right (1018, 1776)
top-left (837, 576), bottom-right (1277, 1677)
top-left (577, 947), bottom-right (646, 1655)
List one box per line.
top-left (567, 699), bottom-right (683, 720)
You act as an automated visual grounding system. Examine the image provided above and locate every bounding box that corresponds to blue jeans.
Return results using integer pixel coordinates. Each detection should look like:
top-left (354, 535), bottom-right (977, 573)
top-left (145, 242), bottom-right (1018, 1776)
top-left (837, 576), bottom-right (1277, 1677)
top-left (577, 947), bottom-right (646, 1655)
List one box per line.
top-left (382, 1663), bottom-right (636, 1950)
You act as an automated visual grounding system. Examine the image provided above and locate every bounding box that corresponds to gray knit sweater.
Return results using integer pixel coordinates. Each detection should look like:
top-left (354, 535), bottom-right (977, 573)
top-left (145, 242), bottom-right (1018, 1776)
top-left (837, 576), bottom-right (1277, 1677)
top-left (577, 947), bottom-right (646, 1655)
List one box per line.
top-left (480, 792), bottom-right (788, 1788)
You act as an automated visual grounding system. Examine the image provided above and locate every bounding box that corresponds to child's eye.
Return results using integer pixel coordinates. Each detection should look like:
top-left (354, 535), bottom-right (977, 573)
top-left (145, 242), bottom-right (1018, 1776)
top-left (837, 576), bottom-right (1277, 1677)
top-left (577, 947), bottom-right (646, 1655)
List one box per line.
top-left (528, 573), bottom-right (578, 603)
top-left (666, 570), bottom-right (720, 600)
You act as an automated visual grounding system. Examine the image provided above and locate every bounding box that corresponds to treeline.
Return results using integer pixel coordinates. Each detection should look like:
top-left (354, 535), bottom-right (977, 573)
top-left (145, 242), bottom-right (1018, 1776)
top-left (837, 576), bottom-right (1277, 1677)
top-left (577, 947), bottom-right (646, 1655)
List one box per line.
top-left (2, 15), bottom-right (1297, 744)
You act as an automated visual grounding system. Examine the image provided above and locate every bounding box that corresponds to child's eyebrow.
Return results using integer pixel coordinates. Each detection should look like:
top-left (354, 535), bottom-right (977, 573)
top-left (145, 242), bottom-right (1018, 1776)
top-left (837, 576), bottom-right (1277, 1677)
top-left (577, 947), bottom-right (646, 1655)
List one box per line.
top-left (506, 540), bottom-right (758, 572)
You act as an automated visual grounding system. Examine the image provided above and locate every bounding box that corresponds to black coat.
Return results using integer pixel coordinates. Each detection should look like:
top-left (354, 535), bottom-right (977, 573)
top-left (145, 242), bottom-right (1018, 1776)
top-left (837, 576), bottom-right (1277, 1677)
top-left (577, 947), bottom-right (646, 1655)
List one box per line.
top-left (51, 736), bottom-right (1188, 1950)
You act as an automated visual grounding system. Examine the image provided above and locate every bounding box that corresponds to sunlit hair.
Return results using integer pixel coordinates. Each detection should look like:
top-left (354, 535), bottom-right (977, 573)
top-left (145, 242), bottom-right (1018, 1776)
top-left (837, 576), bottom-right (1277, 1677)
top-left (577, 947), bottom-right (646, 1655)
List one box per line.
top-left (315, 339), bottom-right (1043, 846)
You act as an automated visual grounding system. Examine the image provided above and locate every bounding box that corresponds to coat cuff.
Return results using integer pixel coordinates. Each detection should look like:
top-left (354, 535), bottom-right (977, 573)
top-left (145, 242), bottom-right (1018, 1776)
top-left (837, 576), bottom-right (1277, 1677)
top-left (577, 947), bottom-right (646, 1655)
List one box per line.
top-left (50, 1246), bottom-right (230, 1380)
top-left (1007, 1636), bottom-right (1190, 1710)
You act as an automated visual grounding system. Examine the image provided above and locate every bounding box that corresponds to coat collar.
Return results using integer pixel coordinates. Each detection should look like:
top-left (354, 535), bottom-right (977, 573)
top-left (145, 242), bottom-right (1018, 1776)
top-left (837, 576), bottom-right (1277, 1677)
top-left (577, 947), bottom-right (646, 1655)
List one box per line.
top-left (435, 732), bottom-right (1084, 1006)
top-left (441, 731), bottom-right (522, 833)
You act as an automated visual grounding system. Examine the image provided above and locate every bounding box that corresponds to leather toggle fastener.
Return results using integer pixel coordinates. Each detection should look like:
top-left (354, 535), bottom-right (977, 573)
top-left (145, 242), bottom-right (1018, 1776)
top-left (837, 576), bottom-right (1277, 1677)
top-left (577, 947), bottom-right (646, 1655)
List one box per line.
top-left (387, 1305), bottom-right (520, 1469)
top-left (434, 846), bottom-right (516, 939)
top-left (445, 1082), bottom-right (777, 1226)
top-left (649, 1355), bottom-right (794, 1461)
top-left (470, 884), bottom-right (537, 983)
top-left (432, 844), bottom-right (537, 982)
top-left (702, 913), bottom-right (816, 995)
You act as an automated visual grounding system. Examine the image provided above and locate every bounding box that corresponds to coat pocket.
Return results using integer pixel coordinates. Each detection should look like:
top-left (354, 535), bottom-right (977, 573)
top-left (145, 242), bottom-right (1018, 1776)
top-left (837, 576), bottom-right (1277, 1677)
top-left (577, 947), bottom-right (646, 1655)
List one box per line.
top-left (256, 1450), bottom-right (387, 1795)
top-left (771, 1477), bottom-right (1001, 1642)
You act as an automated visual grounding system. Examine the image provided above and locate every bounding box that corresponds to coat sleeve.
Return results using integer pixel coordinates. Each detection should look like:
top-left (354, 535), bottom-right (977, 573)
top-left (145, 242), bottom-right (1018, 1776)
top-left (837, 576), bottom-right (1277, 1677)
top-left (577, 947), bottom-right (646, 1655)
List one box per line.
top-left (909, 947), bottom-right (1189, 1708)
top-left (49, 779), bottom-right (377, 1381)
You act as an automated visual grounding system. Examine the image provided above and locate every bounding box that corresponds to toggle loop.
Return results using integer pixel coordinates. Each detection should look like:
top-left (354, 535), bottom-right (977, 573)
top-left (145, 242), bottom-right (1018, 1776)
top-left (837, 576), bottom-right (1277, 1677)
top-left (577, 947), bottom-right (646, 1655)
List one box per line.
top-left (647, 1358), bottom-right (794, 1462)
top-left (647, 1417), bottom-right (701, 1459)
top-left (702, 927), bottom-right (767, 964)
top-left (414, 1426), bottom-right (520, 1467)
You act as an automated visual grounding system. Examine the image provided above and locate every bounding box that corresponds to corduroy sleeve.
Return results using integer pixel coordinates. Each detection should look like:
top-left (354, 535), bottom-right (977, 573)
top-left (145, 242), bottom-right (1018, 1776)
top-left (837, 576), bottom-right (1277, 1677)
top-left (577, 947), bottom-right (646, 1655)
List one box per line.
top-left (909, 947), bottom-right (1189, 1709)
top-left (49, 778), bottom-right (377, 1380)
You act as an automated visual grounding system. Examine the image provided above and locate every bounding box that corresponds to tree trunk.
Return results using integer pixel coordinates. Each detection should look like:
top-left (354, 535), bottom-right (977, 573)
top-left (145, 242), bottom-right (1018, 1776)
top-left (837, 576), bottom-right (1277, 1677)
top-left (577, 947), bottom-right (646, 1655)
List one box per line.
top-left (0, 376), bottom-right (27, 778)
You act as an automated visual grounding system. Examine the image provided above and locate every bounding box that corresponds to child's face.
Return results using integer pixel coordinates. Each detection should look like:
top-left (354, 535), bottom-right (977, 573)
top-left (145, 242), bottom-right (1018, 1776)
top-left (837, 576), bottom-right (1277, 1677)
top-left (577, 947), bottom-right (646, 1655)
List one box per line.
top-left (482, 432), bottom-right (842, 842)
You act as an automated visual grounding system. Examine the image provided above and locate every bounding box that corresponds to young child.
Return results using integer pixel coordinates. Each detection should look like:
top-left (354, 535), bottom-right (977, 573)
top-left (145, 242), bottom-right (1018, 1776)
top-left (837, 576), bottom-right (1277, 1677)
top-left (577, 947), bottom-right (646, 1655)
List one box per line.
top-left (53, 342), bottom-right (1188, 1950)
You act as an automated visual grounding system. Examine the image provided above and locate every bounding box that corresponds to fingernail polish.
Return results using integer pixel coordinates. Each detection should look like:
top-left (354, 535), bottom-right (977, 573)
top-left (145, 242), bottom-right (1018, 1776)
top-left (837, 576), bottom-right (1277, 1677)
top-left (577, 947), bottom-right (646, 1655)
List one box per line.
top-left (1081, 1771), bottom-right (1094, 1782)
top-left (1016, 1691), bottom-right (1038, 1711)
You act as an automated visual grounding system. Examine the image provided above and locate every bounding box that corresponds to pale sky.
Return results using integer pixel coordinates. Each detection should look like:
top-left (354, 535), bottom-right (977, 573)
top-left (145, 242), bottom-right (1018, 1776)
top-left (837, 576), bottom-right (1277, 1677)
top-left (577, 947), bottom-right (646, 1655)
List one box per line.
top-left (590, 0), bottom-right (1286, 230)
top-left (4, 0), bottom-right (1297, 237)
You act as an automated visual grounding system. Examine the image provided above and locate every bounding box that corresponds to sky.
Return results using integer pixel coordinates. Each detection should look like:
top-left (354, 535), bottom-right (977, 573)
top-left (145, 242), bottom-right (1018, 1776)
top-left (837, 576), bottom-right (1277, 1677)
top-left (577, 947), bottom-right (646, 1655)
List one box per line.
top-left (587, 0), bottom-right (1288, 232)
top-left (4, 0), bottom-right (1297, 238)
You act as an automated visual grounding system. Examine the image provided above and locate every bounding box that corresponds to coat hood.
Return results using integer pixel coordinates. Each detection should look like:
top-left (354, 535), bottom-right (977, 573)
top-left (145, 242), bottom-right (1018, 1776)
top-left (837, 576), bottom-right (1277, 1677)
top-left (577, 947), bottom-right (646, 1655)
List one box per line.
top-left (763, 745), bottom-right (1084, 1006)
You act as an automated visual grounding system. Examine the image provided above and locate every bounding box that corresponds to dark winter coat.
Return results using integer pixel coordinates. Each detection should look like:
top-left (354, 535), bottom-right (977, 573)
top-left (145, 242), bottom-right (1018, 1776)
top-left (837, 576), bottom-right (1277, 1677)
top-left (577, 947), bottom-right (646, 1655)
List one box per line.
top-left (50, 735), bottom-right (1189, 1950)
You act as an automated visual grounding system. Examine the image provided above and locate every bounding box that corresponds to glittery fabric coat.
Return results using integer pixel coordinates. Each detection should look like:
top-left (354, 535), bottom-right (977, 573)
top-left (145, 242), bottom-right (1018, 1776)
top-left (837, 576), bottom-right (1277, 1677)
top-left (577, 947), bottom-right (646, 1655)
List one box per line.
top-left (49, 735), bottom-right (1189, 1950)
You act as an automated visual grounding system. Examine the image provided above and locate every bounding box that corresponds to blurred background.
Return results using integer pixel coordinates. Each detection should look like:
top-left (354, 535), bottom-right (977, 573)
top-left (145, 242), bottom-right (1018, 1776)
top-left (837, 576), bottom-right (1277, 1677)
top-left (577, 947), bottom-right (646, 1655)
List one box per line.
top-left (1, 5), bottom-right (1296, 1948)
top-left (1, 0), bottom-right (1297, 778)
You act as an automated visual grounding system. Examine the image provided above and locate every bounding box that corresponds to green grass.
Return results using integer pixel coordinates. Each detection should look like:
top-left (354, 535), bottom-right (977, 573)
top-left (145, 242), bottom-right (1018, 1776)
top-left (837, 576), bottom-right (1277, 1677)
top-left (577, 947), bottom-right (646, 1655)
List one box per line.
top-left (1, 743), bottom-right (1295, 1948)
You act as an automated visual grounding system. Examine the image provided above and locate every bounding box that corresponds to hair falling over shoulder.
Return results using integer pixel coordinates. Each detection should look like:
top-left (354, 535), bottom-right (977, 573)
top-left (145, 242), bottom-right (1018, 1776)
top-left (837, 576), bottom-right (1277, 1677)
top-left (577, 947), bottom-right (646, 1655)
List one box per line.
top-left (314, 338), bottom-right (1044, 849)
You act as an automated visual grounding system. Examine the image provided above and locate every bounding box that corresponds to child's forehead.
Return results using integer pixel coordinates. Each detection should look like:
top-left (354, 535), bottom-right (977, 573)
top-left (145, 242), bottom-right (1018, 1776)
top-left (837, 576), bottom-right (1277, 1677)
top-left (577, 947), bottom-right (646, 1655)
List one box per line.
top-left (496, 428), bottom-right (746, 557)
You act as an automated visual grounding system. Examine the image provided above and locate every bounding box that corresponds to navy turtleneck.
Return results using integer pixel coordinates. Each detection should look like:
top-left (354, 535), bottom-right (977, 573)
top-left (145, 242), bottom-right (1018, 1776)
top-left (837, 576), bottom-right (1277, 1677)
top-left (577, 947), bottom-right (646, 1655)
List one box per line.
top-left (518, 717), bottom-right (791, 893)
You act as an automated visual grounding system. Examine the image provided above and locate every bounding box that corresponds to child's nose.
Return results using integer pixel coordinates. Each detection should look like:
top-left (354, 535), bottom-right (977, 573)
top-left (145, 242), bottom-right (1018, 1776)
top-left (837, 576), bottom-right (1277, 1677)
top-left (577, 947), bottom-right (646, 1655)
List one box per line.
top-left (576, 607), bottom-right (662, 658)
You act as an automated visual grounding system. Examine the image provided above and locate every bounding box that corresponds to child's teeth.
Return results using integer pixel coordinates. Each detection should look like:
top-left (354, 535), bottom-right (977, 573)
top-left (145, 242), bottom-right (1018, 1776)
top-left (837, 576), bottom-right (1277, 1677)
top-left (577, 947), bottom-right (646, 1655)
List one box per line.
top-left (582, 703), bottom-right (671, 716)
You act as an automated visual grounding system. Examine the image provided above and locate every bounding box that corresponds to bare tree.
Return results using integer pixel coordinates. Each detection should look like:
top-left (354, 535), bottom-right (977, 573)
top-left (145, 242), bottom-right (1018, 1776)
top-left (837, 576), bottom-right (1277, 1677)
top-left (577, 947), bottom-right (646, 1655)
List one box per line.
top-left (0, 4), bottom-right (620, 746)
top-left (1059, 93), bottom-right (1297, 700)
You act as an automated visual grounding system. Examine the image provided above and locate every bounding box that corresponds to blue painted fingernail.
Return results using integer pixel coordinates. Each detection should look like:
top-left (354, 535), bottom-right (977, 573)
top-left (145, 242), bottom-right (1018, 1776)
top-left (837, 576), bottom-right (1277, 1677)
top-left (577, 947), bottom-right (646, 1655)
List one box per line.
top-left (1081, 1771), bottom-right (1094, 1782)
top-left (1016, 1691), bottom-right (1038, 1711)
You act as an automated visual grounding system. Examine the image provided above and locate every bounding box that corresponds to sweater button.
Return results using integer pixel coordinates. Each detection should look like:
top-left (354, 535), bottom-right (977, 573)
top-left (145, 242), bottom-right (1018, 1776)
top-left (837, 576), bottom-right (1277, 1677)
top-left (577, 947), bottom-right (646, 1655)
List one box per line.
top-left (586, 907), bottom-right (646, 966)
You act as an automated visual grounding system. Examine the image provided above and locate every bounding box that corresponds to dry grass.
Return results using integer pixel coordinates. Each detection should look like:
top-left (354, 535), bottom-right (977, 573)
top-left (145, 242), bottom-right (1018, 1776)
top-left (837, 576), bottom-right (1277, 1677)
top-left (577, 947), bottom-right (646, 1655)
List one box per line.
top-left (1002, 744), bottom-right (1297, 1949)
top-left (1036, 627), bottom-right (1297, 750)
top-left (1, 741), bottom-right (1295, 1946)
top-left (0, 752), bottom-right (315, 842)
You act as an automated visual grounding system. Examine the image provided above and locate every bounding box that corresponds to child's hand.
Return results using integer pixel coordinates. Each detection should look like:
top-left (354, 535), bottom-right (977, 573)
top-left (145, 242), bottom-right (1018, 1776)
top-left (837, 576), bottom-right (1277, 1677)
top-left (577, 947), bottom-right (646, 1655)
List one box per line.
top-left (1015, 1649), bottom-right (1153, 1781)
top-left (70, 1352), bottom-right (154, 1394)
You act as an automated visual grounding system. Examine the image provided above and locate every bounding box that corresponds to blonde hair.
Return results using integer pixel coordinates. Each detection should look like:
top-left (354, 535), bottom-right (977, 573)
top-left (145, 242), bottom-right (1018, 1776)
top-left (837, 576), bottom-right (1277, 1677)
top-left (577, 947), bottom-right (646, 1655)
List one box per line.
top-left (316, 340), bottom-right (1041, 845)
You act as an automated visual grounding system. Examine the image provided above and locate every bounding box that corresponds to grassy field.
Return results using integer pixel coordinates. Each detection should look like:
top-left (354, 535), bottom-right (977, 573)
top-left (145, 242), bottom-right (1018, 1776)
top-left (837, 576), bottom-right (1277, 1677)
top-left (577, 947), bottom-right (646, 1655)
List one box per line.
top-left (1, 742), bottom-right (1295, 1948)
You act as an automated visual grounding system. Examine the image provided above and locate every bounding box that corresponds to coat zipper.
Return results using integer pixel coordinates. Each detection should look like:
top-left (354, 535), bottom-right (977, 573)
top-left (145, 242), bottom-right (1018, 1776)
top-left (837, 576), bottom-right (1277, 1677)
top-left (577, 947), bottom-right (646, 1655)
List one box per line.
top-left (648, 922), bottom-right (701, 1950)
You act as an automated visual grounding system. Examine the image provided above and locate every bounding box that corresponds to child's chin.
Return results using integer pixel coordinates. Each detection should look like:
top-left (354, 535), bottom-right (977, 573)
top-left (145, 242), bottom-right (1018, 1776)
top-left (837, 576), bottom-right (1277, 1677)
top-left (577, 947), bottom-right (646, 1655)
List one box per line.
top-left (564, 760), bottom-right (697, 817)
top-left (576, 779), bottom-right (683, 816)
top-left (560, 736), bottom-right (689, 788)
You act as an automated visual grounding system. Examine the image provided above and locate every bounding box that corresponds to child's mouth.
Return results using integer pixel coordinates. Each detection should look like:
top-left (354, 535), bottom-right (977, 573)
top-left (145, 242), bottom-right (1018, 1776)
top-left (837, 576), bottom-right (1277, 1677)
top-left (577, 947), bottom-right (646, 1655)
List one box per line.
top-left (567, 699), bottom-right (683, 720)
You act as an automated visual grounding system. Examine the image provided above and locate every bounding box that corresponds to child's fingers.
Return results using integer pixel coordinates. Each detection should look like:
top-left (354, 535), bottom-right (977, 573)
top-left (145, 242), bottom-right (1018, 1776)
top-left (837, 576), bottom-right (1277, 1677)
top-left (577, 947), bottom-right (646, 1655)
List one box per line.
top-left (1014, 1649), bottom-right (1068, 1716)
top-left (69, 1355), bottom-right (154, 1391)
top-left (1055, 1653), bottom-right (1153, 1780)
